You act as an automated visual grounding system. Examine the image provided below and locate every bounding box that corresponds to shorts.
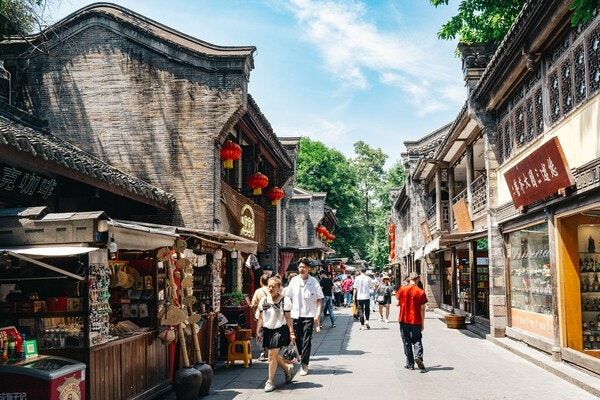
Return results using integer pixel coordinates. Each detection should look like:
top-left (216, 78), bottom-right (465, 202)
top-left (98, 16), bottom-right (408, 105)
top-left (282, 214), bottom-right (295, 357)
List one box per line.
top-left (262, 325), bottom-right (290, 349)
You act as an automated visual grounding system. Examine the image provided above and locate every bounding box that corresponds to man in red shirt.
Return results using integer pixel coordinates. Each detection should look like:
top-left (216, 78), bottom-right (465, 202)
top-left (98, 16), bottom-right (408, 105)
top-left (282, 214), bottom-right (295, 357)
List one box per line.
top-left (396, 271), bottom-right (428, 371)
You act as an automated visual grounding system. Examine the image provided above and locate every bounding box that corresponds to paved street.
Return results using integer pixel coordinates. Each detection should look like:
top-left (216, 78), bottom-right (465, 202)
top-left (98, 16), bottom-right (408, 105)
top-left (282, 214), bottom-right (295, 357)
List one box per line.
top-left (161, 303), bottom-right (600, 399)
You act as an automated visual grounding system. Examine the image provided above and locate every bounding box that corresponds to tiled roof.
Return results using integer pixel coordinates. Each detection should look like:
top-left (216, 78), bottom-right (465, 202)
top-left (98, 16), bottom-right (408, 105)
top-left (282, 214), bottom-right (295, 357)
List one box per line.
top-left (0, 102), bottom-right (176, 207)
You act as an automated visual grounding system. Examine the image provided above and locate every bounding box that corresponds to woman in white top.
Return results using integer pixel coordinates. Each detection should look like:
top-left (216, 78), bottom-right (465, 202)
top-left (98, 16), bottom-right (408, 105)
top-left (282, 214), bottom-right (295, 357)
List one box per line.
top-left (256, 276), bottom-right (296, 392)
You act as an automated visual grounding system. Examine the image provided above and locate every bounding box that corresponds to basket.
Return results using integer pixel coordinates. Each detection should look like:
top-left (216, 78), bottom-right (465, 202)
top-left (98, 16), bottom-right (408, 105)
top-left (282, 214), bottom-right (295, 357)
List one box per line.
top-left (236, 329), bottom-right (252, 340)
top-left (224, 330), bottom-right (237, 343)
top-left (444, 314), bottom-right (466, 329)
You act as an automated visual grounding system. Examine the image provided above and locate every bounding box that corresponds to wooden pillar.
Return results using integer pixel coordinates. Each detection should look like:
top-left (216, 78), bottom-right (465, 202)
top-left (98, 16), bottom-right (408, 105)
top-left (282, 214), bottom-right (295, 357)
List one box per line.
top-left (466, 145), bottom-right (474, 215)
top-left (435, 167), bottom-right (443, 232)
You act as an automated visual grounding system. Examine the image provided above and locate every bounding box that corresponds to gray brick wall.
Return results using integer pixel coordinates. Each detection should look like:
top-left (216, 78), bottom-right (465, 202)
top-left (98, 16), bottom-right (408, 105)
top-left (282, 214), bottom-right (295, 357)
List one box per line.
top-left (7, 24), bottom-right (249, 229)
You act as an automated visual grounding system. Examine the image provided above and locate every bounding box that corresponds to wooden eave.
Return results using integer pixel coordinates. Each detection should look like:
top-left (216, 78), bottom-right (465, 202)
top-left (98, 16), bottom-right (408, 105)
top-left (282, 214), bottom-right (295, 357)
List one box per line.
top-left (472, 0), bottom-right (573, 110)
top-left (0, 2), bottom-right (256, 74)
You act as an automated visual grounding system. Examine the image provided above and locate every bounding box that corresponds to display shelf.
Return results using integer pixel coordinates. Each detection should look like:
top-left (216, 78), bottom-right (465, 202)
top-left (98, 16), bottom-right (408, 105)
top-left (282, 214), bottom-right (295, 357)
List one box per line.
top-left (508, 225), bottom-right (551, 315)
top-left (578, 225), bottom-right (600, 352)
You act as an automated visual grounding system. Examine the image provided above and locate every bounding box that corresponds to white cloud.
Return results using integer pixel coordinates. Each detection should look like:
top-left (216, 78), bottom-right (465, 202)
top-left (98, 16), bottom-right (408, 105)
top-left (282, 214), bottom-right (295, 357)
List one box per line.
top-left (285, 0), bottom-right (461, 115)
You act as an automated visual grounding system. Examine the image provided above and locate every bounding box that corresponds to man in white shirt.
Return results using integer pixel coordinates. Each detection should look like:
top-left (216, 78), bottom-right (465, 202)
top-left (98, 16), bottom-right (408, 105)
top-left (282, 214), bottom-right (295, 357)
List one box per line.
top-left (353, 267), bottom-right (375, 330)
top-left (285, 257), bottom-right (324, 376)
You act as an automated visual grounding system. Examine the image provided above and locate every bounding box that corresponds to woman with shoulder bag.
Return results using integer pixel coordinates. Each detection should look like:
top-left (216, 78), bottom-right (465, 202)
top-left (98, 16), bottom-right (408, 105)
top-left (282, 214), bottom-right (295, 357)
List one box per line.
top-left (256, 276), bottom-right (296, 392)
top-left (376, 275), bottom-right (393, 323)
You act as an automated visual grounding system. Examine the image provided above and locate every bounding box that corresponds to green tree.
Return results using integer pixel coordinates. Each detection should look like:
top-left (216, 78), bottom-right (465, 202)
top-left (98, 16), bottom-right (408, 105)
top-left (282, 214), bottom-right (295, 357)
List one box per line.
top-left (350, 141), bottom-right (390, 269)
top-left (431, 0), bottom-right (599, 44)
top-left (295, 138), bottom-right (365, 261)
top-left (0, 1), bottom-right (49, 39)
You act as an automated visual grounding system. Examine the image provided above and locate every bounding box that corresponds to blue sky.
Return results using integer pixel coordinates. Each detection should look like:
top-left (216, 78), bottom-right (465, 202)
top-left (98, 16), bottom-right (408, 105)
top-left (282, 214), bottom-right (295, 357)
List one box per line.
top-left (48, 0), bottom-right (464, 168)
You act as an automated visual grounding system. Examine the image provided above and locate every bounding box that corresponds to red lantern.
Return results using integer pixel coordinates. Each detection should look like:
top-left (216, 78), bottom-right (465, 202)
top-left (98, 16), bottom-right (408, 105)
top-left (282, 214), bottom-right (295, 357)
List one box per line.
top-left (266, 186), bottom-right (285, 205)
top-left (389, 224), bottom-right (395, 233)
top-left (317, 226), bottom-right (327, 236)
top-left (247, 172), bottom-right (269, 195)
top-left (220, 140), bottom-right (242, 169)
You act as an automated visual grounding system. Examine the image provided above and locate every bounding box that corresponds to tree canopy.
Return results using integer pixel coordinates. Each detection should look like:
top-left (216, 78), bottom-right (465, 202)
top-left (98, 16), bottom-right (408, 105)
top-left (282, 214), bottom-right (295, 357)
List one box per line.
top-left (431, 0), bottom-right (599, 44)
top-left (295, 138), bottom-right (405, 269)
top-left (0, 0), bottom-right (50, 39)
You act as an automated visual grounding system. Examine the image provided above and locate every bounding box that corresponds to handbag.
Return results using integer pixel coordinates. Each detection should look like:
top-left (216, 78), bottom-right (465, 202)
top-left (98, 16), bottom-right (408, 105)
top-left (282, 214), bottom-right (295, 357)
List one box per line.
top-left (376, 294), bottom-right (385, 303)
top-left (282, 340), bottom-right (300, 364)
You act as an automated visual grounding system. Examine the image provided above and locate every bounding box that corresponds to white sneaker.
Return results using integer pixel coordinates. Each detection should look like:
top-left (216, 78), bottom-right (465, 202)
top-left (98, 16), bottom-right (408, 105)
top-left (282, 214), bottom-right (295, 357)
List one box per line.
top-left (365, 322), bottom-right (370, 330)
top-left (264, 380), bottom-right (275, 392)
top-left (379, 317), bottom-right (383, 321)
top-left (384, 319), bottom-right (389, 323)
top-left (360, 325), bottom-right (365, 330)
top-left (300, 364), bottom-right (309, 376)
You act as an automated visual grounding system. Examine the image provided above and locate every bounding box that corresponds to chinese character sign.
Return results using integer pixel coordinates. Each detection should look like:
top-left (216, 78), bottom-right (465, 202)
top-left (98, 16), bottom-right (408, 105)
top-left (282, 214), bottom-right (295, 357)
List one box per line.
top-left (504, 137), bottom-right (574, 209)
top-left (0, 162), bottom-right (57, 201)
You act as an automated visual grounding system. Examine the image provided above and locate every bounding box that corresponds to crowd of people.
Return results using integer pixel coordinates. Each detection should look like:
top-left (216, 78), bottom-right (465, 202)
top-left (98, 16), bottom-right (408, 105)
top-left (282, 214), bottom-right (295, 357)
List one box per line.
top-left (250, 258), bottom-right (428, 392)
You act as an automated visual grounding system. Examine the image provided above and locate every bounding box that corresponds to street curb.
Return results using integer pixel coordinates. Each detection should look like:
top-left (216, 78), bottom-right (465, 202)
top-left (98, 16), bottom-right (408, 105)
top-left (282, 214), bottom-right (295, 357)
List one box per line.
top-left (487, 335), bottom-right (600, 398)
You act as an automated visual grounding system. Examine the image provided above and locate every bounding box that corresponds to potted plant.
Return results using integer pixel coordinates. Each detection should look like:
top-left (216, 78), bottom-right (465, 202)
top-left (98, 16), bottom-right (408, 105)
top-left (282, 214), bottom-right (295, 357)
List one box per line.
top-left (221, 290), bottom-right (248, 307)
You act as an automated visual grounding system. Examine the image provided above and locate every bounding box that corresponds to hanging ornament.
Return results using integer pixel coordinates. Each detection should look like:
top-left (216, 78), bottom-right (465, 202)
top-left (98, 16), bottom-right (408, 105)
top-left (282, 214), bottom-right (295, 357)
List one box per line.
top-left (220, 140), bottom-right (242, 169)
top-left (266, 186), bottom-right (285, 205)
top-left (247, 172), bottom-right (269, 195)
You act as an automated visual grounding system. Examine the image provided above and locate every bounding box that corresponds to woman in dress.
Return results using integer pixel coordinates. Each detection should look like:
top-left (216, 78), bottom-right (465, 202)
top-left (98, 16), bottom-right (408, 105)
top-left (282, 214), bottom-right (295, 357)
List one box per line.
top-left (376, 275), bottom-right (394, 323)
top-left (256, 276), bottom-right (296, 392)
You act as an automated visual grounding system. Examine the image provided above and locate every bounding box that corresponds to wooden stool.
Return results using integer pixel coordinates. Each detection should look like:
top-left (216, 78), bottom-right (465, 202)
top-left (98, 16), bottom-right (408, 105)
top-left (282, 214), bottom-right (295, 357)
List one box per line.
top-left (226, 339), bottom-right (252, 367)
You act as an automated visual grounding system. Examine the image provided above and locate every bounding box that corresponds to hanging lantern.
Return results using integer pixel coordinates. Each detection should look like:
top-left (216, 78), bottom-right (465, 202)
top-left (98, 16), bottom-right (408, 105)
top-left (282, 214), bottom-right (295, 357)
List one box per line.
top-left (316, 226), bottom-right (327, 236)
top-left (220, 140), bottom-right (242, 169)
top-left (266, 186), bottom-right (285, 205)
top-left (247, 172), bottom-right (269, 195)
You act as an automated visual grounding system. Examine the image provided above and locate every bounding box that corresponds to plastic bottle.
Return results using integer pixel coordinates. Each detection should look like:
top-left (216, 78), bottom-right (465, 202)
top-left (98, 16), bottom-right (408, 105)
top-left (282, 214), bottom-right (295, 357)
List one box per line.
top-left (2, 337), bottom-right (7, 362)
top-left (59, 329), bottom-right (65, 348)
top-left (15, 333), bottom-right (23, 360)
top-left (7, 332), bottom-right (16, 362)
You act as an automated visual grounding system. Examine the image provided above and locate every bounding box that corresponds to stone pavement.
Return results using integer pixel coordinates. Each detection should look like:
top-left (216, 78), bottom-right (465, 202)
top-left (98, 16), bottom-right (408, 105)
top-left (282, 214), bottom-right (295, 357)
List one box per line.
top-left (160, 303), bottom-right (600, 399)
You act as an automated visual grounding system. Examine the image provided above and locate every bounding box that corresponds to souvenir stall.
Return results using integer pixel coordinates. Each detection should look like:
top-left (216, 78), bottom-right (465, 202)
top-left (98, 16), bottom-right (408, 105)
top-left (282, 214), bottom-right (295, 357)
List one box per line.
top-left (0, 211), bottom-right (180, 399)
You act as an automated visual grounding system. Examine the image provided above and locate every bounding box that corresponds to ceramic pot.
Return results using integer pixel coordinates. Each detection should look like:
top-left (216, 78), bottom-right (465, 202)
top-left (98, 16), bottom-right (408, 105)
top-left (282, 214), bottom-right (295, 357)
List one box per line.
top-left (194, 362), bottom-right (213, 397)
top-left (173, 366), bottom-right (202, 400)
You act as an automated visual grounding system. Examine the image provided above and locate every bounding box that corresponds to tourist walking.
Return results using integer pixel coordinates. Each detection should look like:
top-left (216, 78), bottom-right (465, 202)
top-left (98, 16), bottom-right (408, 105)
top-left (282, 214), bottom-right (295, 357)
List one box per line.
top-left (333, 277), bottom-right (343, 307)
top-left (396, 271), bottom-right (428, 371)
top-left (285, 257), bottom-right (324, 376)
top-left (353, 267), bottom-right (375, 330)
top-left (251, 273), bottom-right (270, 361)
top-left (319, 270), bottom-right (336, 328)
top-left (256, 276), bottom-right (296, 392)
top-left (342, 275), bottom-right (353, 306)
top-left (376, 274), bottom-right (394, 322)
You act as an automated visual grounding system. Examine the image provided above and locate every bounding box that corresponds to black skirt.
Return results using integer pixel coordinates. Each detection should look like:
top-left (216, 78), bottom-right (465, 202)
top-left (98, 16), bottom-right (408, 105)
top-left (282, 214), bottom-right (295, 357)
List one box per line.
top-left (262, 325), bottom-right (290, 349)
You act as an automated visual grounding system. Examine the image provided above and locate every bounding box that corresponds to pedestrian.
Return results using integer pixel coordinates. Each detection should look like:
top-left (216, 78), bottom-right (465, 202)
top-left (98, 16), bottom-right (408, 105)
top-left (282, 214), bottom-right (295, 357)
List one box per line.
top-left (285, 257), bottom-right (324, 376)
top-left (396, 271), bottom-right (428, 371)
top-left (368, 272), bottom-right (378, 309)
top-left (342, 274), bottom-right (353, 306)
top-left (353, 267), bottom-right (375, 330)
top-left (255, 276), bottom-right (296, 392)
top-left (251, 273), bottom-right (270, 361)
top-left (376, 274), bottom-right (394, 323)
top-left (333, 277), bottom-right (343, 307)
top-left (319, 270), bottom-right (336, 328)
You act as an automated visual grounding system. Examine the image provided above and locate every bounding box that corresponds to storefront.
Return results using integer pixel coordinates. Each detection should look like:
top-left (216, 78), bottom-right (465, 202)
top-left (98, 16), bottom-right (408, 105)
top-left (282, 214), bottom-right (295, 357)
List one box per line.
top-left (0, 209), bottom-right (179, 399)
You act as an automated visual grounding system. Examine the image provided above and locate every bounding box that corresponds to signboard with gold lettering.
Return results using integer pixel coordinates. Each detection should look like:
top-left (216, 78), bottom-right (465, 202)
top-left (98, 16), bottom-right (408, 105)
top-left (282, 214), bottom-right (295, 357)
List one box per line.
top-left (504, 137), bottom-right (574, 209)
top-left (221, 182), bottom-right (266, 252)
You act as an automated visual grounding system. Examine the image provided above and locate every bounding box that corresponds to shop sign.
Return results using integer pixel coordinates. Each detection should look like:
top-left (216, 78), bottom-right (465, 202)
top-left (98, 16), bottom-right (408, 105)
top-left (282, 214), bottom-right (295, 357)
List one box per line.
top-left (452, 198), bottom-right (473, 233)
top-left (0, 162), bottom-right (57, 202)
top-left (504, 137), bottom-right (574, 209)
top-left (240, 204), bottom-right (255, 238)
top-left (421, 221), bottom-right (432, 242)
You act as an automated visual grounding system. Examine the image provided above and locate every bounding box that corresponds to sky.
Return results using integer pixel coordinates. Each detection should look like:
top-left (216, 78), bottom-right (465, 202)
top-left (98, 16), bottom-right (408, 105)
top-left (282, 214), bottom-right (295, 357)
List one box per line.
top-left (46, 0), bottom-right (465, 168)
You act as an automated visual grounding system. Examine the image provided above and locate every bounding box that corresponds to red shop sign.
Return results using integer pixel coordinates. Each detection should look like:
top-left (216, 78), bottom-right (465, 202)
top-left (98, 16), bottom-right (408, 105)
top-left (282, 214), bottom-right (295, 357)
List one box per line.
top-left (504, 137), bottom-right (574, 209)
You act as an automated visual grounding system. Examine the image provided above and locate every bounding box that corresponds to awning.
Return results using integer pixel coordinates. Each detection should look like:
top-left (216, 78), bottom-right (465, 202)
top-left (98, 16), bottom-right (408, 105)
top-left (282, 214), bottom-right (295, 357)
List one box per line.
top-left (99, 220), bottom-right (180, 251)
top-left (439, 229), bottom-right (488, 246)
top-left (423, 237), bottom-right (441, 257)
top-left (414, 247), bottom-right (424, 261)
top-left (177, 228), bottom-right (258, 254)
top-left (0, 246), bottom-right (99, 281)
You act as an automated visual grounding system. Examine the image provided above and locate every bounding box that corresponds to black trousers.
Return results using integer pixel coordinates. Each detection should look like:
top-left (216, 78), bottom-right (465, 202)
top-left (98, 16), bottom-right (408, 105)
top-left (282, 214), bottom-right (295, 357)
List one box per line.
top-left (357, 299), bottom-right (371, 325)
top-left (293, 317), bottom-right (315, 366)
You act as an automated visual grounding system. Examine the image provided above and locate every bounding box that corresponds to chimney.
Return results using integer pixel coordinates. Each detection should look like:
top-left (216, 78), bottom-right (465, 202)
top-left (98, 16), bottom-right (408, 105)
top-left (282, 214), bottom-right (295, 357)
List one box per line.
top-left (457, 43), bottom-right (497, 94)
top-left (0, 60), bottom-right (11, 104)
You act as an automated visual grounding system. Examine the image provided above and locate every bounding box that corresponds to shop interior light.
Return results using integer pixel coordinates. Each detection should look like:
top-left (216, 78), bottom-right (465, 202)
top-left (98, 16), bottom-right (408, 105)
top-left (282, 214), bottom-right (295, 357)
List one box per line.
top-left (214, 249), bottom-right (223, 260)
top-left (231, 243), bottom-right (238, 259)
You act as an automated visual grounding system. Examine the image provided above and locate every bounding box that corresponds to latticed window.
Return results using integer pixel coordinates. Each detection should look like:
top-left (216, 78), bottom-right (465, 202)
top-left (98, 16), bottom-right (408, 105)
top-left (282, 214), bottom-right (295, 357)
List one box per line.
top-left (494, 13), bottom-right (598, 166)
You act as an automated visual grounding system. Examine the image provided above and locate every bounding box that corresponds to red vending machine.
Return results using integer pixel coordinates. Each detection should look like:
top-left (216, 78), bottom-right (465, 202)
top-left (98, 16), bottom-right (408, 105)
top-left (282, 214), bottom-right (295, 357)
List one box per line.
top-left (0, 355), bottom-right (86, 400)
